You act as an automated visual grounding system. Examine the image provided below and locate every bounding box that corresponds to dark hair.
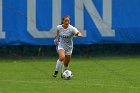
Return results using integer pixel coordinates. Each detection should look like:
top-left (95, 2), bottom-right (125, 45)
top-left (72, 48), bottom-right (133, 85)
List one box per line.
top-left (61, 15), bottom-right (70, 24)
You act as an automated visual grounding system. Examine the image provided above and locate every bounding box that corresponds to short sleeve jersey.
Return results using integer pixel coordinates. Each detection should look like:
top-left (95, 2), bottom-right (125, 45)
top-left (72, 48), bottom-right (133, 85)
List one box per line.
top-left (57, 24), bottom-right (79, 51)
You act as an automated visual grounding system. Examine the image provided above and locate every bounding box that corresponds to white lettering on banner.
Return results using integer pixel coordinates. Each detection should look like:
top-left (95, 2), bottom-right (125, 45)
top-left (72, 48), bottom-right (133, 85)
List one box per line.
top-left (27, 0), bottom-right (61, 38)
top-left (27, 0), bottom-right (115, 38)
top-left (75, 0), bottom-right (115, 36)
top-left (75, 0), bottom-right (86, 37)
top-left (0, 0), bottom-right (5, 38)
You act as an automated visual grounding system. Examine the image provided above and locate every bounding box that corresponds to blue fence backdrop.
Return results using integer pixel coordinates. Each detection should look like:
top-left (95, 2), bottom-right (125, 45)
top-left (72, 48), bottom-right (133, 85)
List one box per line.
top-left (0, 0), bottom-right (140, 45)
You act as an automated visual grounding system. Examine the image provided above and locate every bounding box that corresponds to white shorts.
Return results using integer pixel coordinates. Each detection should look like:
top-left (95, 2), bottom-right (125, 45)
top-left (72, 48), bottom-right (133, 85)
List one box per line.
top-left (56, 44), bottom-right (73, 55)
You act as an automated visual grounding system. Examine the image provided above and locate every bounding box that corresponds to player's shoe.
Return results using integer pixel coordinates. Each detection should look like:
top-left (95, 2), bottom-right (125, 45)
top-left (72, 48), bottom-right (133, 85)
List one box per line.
top-left (53, 71), bottom-right (58, 77)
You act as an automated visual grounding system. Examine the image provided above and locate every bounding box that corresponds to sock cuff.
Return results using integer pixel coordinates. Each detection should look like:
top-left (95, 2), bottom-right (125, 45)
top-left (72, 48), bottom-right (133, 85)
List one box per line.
top-left (57, 59), bottom-right (62, 63)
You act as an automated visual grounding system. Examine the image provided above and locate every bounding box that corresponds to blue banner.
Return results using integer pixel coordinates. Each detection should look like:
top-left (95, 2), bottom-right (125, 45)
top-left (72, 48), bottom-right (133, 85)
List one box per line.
top-left (0, 0), bottom-right (140, 45)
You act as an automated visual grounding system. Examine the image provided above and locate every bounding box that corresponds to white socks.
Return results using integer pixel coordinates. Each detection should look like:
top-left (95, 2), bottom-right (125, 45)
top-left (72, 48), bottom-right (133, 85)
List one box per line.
top-left (55, 59), bottom-right (68, 73)
top-left (62, 65), bottom-right (68, 73)
top-left (55, 59), bottom-right (62, 71)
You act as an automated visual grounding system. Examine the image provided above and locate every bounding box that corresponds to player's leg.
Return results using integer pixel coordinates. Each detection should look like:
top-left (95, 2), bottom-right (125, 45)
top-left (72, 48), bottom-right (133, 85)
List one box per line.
top-left (53, 49), bottom-right (65, 77)
top-left (56, 49), bottom-right (65, 71)
top-left (61, 55), bottom-right (71, 78)
top-left (61, 48), bottom-right (73, 78)
top-left (62, 55), bottom-right (71, 73)
top-left (62, 48), bottom-right (72, 73)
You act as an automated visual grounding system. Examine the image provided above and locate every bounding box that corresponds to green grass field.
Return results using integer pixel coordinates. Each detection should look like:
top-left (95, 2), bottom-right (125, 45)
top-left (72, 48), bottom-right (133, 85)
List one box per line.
top-left (0, 56), bottom-right (140, 93)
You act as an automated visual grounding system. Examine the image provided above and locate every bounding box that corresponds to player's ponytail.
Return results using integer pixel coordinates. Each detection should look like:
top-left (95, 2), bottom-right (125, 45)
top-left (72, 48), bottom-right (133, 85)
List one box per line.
top-left (61, 21), bottom-right (63, 25)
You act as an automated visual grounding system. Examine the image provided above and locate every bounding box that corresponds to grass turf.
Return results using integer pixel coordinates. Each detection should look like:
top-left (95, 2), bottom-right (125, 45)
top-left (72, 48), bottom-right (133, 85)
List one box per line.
top-left (0, 56), bottom-right (140, 93)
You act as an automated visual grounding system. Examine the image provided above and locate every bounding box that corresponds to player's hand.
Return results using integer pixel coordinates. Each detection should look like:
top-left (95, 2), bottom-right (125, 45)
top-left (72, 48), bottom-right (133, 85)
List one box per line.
top-left (77, 32), bottom-right (83, 37)
top-left (76, 32), bottom-right (83, 37)
top-left (54, 39), bottom-right (58, 45)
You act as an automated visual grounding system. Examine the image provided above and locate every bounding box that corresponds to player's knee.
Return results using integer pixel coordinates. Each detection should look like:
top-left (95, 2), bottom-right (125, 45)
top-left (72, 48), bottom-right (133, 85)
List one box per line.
top-left (59, 56), bottom-right (65, 61)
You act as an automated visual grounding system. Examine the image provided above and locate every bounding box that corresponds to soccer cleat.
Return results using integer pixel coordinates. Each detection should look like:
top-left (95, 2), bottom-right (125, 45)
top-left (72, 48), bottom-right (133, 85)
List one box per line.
top-left (53, 71), bottom-right (58, 77)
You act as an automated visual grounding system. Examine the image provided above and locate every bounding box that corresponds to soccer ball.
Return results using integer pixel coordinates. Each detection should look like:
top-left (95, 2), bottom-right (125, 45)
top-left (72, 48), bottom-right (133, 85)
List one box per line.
top-left (62, 70), bottom-right (73, 80)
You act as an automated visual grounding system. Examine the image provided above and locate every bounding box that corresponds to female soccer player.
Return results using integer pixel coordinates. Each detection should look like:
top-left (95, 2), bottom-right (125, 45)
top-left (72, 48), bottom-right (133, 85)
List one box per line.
top-left (53, 15), bottom-right (82, 78)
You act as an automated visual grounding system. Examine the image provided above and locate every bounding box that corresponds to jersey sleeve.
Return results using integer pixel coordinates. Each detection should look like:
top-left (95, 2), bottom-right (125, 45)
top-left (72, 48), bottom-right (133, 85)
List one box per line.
top-left (72, 26), bottom-right (79, 35)
top-left (56, 25), bottom-right (61, 32)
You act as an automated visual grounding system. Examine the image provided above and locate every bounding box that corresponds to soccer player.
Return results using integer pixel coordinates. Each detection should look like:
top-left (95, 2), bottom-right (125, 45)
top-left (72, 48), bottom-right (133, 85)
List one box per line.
top-left (53, 15), bottom-right (82, 78)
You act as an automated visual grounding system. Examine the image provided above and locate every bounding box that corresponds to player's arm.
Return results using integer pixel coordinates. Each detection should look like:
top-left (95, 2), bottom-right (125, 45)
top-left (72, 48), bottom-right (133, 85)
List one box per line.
top-left (54, 29), bottom-right (59, 45)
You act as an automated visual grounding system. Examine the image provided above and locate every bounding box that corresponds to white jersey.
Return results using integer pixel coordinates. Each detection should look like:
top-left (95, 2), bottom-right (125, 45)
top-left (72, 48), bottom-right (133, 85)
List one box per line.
top-left (57, 24), bottom-right (79, 55)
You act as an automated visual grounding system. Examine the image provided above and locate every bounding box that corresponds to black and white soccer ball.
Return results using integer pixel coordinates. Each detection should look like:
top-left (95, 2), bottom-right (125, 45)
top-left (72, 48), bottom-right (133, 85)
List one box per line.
top-left (62, 70), bottom-right (73, 80)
